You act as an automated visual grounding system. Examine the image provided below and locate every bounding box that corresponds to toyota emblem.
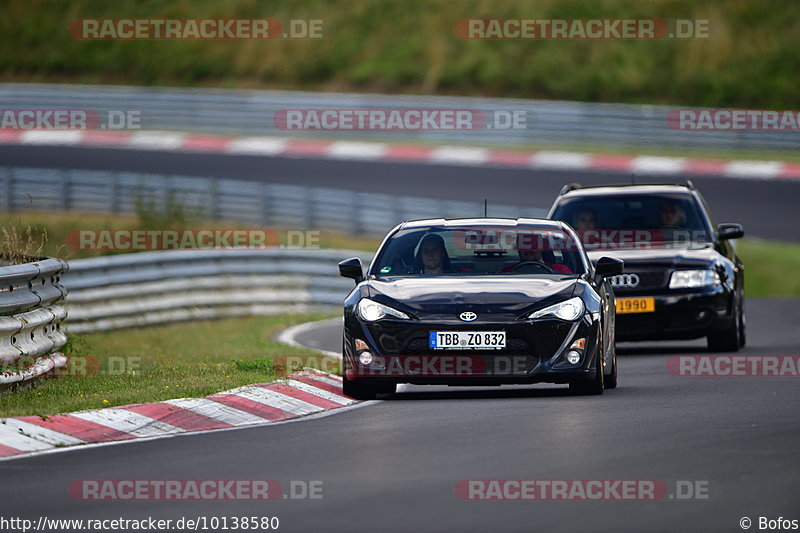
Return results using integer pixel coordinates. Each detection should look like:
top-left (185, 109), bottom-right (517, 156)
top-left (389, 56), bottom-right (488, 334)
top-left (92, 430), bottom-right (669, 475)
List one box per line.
top-left (459, 311), bottom-right (478, 322)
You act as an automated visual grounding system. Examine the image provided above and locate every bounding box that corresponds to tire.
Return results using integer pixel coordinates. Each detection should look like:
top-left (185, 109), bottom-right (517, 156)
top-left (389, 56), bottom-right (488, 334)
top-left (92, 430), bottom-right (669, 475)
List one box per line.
top-left (570, 352), bottom-right (604, 396)
top-left (738, 296), bottom-right (746, 348)
top-left (605, 343), bottom-right (618, 390)
top-left (342, 376), bottom-right (378, 400)
top-left (342, 376), bottom-right (395, 400)
top-left (707, 296), bottom-right (742, 352)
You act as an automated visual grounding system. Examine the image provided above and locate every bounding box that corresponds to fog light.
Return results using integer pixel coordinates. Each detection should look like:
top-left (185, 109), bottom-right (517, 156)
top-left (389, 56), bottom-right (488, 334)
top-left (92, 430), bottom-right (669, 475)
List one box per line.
top-left (359, 352), bottom-right (373, 365)
top-left (566, 350), bottom-right (582, 365)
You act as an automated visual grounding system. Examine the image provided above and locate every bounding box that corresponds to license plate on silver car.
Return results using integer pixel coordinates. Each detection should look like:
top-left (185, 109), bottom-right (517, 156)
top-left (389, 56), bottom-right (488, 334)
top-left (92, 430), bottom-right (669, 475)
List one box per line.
top-left (429, 331), bottom-right (506, 350)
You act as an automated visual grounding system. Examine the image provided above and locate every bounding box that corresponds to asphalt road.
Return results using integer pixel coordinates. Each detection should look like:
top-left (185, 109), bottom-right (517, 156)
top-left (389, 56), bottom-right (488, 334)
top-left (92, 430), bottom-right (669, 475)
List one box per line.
top-left (1, 298), bottom-right (798, 533)
top-left (2, 144), bottom-right (800, 242)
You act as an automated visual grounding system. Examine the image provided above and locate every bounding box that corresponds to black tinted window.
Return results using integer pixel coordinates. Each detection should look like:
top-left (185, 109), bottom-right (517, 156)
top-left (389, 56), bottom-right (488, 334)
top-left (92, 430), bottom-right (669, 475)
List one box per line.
top-left (551, 194), bottom-right (711, 249)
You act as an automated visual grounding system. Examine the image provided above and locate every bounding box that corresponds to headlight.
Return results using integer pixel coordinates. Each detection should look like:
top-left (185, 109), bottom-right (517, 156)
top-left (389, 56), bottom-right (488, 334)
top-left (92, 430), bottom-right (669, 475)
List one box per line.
top-left (357, 298), bottom-right (410, 321)
top-left (528, 297), bottom-right (585, 321)
top-left (669, 270), bottom-right (720, 289)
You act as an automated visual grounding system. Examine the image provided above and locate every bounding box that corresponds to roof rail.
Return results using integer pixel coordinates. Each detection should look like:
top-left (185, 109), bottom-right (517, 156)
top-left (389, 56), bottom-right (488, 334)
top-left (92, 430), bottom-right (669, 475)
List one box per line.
top-left (685, 180), bottom-right (695, 190)
top-left (559, 183), bottom-right (582, 195)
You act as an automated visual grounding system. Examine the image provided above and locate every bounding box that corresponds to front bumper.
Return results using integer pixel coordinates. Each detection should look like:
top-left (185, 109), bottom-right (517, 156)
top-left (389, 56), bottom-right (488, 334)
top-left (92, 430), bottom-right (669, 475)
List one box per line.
top-left (343, 314), bottom-right (602, 385)
top-left (615, 285), bottom-right (734, 341)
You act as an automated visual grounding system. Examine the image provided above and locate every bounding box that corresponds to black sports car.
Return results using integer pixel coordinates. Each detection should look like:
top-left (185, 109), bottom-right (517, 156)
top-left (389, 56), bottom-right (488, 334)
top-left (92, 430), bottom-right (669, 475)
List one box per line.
top-left (548, 182), bottom-right (745, 352)
top-left (338, 218), bottom-right (623, 399)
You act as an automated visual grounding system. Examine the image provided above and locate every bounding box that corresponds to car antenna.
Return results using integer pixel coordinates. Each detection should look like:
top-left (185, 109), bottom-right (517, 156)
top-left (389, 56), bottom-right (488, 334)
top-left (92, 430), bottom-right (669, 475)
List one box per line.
top-left (630, 172), bottom-right (636, 185)
top-left (484, 198), bottom-right (488, 217)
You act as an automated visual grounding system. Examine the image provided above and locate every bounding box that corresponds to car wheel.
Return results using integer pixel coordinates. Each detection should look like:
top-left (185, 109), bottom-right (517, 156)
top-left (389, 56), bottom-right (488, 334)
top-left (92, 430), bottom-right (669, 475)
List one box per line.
top-left (342, 376), bottom-right (395, 400)
top-left (605, 343), bottom-right (618, 390)
top-left (342, 375), bottom-right (379, 400)
top-left (738, 296), bottom-right (746, 348)
top-left (707, 296), bottom-right (742, 352)
top-left (569, 352), bottom-right (604, 396)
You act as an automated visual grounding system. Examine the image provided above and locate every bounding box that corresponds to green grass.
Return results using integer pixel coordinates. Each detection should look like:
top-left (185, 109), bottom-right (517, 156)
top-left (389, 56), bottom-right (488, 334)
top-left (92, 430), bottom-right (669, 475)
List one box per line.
top-left (737, 239), bottom-right (800, 298)
top-left (1, 0), bottom-right (798, 109)
top-left (0, 313), bottom-right (338, 418)
top-left (0, 211), bottom-right (382, 261)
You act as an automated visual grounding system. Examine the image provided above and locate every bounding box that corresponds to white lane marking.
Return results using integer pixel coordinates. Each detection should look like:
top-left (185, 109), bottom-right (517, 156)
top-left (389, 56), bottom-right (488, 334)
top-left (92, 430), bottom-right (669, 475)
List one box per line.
top-left (0, 419), bottom-right (84, 446)
top-left (328, 141), bottom-right (388, 160)
top-left (223, 386), bottom-right (321, 415)
top-left (276, 317), bottom-right (343, 358)
top-left (0, 398), bottom-right (377, 463)
top-left (724, 160), bottom-right (782, 179)
top-left (632, 156), bottom-right (687, 175)
top-left (70, 409), bottom-right (184, 438)
top-left (129, 131), bottom-right (186, 150)
top-left (0, 424), bottom-right (54, 451)
top-left (21, 130), bottom-right (84, 145)
top-left (530, 151), bottom-right (590, 169)
top-left (226, 136), bottom-right (287, 155)
top-left (430, 146), bottom-right (489, 165)
top-left (163, 398), bottom-right (274, 426)
top-left (284, 380), bottom-right (352, 405)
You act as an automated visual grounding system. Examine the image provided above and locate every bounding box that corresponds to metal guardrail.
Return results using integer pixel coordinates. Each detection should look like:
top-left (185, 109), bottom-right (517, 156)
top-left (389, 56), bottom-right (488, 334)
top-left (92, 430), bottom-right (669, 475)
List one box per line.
top-left (0, 166), bottom-right (546, 236)
top-left (63, 249), bottom-right (372, 333)
top-left (0, 258), bottom-right (69, 387)
top-left (1, 83), bottom-right (796, 151)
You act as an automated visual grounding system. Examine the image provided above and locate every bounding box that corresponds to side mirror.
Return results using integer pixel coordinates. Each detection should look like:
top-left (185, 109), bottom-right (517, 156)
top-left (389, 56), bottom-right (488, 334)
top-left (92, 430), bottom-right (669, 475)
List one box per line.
top-left (339, 257), bottom-right (364, 283)
top-left (595, 256), bottom-right (624, 278)
top-left (718, 223), bottom-right (744, 240)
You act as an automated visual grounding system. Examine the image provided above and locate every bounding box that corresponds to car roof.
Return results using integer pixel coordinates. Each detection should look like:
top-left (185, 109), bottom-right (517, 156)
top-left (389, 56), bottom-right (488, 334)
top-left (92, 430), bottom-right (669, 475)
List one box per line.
top-left (397, 217), bottom-right (566, 230)
top-left (558, 182), bottom-right (697, 198)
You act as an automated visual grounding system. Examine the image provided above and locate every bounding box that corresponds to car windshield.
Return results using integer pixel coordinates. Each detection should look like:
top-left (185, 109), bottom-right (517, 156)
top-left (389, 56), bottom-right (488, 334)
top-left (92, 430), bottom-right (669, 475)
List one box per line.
top-left (551, 193), bottom-right (712, 250)
top-left (370, 225), bottom-right (586, 277)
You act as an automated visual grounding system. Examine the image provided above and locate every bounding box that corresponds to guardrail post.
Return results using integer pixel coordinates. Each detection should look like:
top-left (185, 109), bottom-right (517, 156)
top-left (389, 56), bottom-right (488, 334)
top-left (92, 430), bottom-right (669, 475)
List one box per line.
top-left (110, 172), bottom-right (120, 213)
top-left (304, 186), bottom-right (314, 229)
top-left (0, 167), bottom-right (11, 212)
top-left (209, 178), bottom-right (220, 220)
top-left (261, 182), bottom-right (272, 226)
top-left (61, 170), bottom-right (71, 211)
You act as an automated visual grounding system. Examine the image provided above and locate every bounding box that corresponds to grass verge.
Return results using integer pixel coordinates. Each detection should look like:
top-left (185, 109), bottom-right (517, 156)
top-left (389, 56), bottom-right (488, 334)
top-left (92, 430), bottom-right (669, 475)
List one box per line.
top-left (737, 240), bottom-right (800, 298)
top-left (0, 211), bottom-right (381, 261)
top-left (2, 0), bottom-right (797, 109)
top-left (0, 313), bottom-right (337, 418)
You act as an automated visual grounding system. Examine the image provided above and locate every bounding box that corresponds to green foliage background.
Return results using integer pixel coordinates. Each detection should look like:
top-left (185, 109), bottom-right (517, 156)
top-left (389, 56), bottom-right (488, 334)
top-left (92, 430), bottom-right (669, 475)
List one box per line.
top-left (1, 0), bottom-right (797, 107)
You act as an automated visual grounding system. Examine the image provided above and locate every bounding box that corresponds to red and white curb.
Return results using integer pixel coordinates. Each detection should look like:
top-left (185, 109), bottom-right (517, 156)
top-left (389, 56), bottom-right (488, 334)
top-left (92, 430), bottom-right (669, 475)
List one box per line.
top-left (2, 129), bottom-right (799, 180)
top-left (0, 369), bottom-right (354, 461)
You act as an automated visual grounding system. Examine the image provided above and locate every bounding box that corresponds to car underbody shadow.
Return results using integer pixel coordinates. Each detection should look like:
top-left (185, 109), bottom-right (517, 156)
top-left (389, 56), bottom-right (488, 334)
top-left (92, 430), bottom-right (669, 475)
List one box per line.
top-left (380, 384), bottom-right (577, 401)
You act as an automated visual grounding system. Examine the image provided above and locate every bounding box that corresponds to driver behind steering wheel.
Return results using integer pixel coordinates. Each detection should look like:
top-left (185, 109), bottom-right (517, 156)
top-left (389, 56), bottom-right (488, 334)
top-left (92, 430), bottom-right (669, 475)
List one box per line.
top-left (501, 242), bottom-right (572, 274)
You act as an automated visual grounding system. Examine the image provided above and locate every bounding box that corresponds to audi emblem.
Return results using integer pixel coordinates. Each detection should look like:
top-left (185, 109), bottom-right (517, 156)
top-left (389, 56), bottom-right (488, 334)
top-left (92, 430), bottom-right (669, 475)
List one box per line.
top-left (459, 311), bottom-right (478, 322)
top-left (609, 274), bottom-right (640, 288)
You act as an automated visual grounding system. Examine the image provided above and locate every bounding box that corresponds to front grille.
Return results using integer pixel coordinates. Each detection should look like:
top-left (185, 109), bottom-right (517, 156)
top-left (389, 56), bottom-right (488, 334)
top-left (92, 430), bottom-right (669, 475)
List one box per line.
top-left (636, 271), bottom-right (666, 288)
top-left (612, 270), bottom-right (667, 292)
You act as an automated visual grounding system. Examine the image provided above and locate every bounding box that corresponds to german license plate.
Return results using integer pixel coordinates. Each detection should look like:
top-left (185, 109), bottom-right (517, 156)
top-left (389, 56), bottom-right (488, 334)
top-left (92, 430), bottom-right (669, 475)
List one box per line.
top-left (429, 331), bottom-right (506, 350)
top-left (616, 297), bottom-right (655, 314)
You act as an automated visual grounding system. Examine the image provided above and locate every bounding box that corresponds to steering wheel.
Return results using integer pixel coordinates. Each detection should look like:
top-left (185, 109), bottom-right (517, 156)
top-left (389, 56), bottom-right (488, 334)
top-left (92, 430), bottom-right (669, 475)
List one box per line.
top-left (510, 261), bottom-right (554, 273)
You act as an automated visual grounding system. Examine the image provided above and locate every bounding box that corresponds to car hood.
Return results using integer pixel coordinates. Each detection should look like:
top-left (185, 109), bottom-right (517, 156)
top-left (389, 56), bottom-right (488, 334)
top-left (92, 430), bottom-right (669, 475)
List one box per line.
top-left (587, 242), bottom-right (718, 269)
top-left (365, 276), bottom-right (577, 318)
